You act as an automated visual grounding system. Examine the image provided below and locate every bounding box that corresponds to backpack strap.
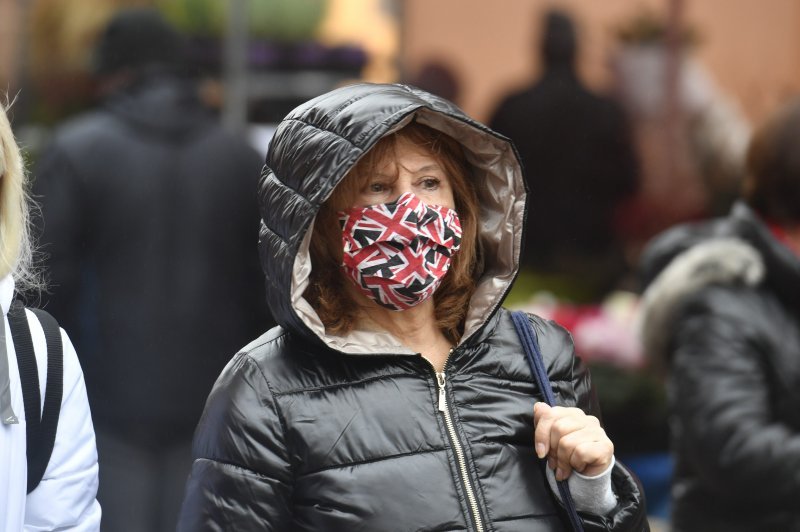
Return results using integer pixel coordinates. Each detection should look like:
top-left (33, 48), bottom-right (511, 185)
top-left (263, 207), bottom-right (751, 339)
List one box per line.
top-left (7, 302), bottom-right (64, 494)
top-left (29, 308), bottom-right (63, 493)
top-left (7, 302), bottom-right (41, 492)
top-left (510, 310), bottom-right (585, 532)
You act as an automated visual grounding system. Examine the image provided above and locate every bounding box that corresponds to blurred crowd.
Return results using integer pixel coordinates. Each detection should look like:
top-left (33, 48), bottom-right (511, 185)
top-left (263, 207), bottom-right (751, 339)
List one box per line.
top-left (2, 1), bottom-right (799, 531)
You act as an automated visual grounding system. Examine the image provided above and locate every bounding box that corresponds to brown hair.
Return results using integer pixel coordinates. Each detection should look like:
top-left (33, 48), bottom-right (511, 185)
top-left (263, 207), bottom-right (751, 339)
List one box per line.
top-left (744, 98), bottom-right (800, 224)
top-left (305, 121), bottom-right (480, 344)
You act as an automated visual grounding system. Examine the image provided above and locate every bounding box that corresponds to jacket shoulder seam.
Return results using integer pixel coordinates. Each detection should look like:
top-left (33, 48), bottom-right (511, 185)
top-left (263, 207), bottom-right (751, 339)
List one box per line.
top-left (237, 328), bottom-right (287, 357)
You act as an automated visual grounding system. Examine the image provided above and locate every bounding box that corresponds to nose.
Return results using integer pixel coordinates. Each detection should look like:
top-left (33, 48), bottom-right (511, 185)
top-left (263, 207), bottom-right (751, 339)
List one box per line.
top-left (388, 173), bottom-right (415, 203)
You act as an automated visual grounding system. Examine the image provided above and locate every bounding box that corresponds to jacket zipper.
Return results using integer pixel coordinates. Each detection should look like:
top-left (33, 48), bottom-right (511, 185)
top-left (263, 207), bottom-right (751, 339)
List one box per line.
top-left (428, 350), bottom-right (485, 532)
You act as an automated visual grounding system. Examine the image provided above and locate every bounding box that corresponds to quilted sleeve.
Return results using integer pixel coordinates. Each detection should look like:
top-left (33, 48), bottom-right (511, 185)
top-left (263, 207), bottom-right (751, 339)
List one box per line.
top-left (177, 352), bottom-right (293, 531)
top-left (670, 287), bottom-right (800, 507)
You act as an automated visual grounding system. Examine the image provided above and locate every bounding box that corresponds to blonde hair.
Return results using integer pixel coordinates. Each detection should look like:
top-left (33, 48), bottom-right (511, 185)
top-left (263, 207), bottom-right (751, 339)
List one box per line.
top-left (0, 104), bottom-right (39, 292)
top-left (306, 121), bottom-right (480, 344)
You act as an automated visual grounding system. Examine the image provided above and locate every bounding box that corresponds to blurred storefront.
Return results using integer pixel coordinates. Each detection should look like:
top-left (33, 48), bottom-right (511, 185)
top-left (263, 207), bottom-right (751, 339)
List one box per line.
top-left (0, 0), bottom-right (400, 132)
top-left (3, 0), bottom-right (799, 132)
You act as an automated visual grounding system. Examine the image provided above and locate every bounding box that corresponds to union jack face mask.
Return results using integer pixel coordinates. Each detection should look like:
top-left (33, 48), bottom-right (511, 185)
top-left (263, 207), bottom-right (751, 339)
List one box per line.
top-left (338, 192), bottom-right (463, 311)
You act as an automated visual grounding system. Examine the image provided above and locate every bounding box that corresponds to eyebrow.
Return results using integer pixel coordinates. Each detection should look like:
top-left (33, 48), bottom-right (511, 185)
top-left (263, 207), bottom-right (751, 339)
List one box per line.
top-left (413, 164), bottom-right (442, 174)
top-left (372, 162), bottom-right (444, 180)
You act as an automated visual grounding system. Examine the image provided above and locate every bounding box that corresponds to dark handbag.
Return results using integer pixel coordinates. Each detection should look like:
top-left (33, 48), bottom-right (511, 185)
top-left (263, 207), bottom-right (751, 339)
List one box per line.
top-left (510, 310), bottom-right (585, 532)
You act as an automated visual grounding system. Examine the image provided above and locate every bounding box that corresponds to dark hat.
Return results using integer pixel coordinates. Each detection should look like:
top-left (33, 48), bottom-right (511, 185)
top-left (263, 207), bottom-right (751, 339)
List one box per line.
top-left (92, 8), bottom-right (186, 76)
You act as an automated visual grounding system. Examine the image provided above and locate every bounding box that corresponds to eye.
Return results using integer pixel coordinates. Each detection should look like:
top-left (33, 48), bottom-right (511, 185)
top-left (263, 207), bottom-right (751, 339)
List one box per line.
top-left (367, 181), bottom-right (389, 193)
top-left (419, 177), bottom-right (441, 191)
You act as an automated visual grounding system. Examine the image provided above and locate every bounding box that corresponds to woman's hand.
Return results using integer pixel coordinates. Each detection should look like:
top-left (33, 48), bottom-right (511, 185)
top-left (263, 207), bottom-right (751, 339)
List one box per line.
top-left (533, 403), bottom-right (614, 481)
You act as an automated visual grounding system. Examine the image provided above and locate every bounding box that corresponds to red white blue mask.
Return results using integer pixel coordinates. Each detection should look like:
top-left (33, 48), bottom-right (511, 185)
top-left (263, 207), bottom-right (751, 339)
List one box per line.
top-left (338, 192), bottom-right (463, 311)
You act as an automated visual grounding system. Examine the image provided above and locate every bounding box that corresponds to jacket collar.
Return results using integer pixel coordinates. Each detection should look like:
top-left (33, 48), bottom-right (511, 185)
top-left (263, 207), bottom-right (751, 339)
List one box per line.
top-left (728, 203), bottom-right (800, 305)
top-left (0, 274), bottom-right (17, 425)
top-left (0, 275), bottom-right (13, 316)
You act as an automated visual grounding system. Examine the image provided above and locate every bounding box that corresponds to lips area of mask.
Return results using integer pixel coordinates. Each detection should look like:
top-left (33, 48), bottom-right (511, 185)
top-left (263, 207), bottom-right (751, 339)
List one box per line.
top-left (338, 192), bottom-right (463, 310)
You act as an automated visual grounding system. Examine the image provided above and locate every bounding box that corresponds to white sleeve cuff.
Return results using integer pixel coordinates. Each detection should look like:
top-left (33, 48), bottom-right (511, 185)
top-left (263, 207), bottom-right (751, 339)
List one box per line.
top-left (545, 455), bottom-right (618, 515)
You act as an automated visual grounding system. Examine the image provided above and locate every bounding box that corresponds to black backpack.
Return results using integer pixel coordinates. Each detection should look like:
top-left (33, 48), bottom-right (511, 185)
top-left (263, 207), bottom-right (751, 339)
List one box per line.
top-left (7, 301), bottom-right (63, 494)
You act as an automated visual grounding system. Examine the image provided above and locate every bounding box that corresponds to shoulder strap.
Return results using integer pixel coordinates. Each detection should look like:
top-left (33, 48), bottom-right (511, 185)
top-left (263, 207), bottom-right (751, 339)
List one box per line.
top-left (7, 302), bottom-right (41, 492)
top-left (7, 302), bottom-right (64, 494)
top-left (29, 308), bottom-right (63, 493)
top-left (510, 310), bottom-right (585, 532)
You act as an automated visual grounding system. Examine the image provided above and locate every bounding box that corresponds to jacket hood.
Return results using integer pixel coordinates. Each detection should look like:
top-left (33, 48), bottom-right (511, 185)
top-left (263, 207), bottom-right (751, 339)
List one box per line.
top-left (638, 201), bottom-right (800, 362)
top-left (258, 83), bottom-right (526, 355)
top-left (104, 74), bottom-right (210, 138)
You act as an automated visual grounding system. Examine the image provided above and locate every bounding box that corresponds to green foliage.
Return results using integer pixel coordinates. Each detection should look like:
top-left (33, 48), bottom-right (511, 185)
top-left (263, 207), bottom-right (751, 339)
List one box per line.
top-left (157, 0), bottom-right (328, 41)
top-left (614, 7), bottom-right (700, 47)
top-left (506, 269), bottom-right (609, 306)
top-left (248, 0), bottom-right (328, 40)
top-left (158, 0), bottom-right (225, 36)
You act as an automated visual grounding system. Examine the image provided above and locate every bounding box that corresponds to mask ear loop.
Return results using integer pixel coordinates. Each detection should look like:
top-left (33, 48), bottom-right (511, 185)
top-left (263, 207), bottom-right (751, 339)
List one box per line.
top-left (0, 302), bottom-right (19, 425)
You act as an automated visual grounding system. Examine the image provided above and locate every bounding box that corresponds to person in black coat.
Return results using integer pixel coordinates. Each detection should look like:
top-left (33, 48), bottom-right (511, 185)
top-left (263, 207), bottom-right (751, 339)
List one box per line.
top-left (33, 8), bottom-right (272, 532)
top-left (489, 10), bottom-right (639, 298)
top-left (178, 82), bottom-right (648, 531)
top-left (637, 98), bottom-right (800, 531)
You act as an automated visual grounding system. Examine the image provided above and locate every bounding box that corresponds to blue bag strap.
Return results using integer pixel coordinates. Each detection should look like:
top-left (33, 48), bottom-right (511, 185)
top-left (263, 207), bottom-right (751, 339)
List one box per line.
top-left (511, 310), bottom-right (585, 532)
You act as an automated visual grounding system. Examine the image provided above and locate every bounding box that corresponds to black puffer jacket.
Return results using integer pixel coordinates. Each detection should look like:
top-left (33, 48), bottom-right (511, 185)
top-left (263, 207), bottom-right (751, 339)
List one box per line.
top-left (179, 83), bottom-right (647, 531)
top-left (639, 202), bottom-right (800, 531)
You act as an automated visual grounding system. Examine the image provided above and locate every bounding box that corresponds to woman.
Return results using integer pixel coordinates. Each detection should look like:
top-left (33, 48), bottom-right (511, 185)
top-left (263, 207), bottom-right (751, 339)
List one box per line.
top-left (638, 98), bottom-right (800, 531)
top-left (0, 104), bottom-right (101, 529)
top-left (179, 83), bottom-right (646, 530)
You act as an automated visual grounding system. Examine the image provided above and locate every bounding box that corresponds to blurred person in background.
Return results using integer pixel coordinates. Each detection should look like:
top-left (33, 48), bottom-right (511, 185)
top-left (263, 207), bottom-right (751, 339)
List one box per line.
top-left (1, 104), bottom-right (101, 530)
top-left (637, 98), bottom-right (800, 531)
top-left (407, 60), bottom-right (463, 107)
top-left (32, 8), bottom-right (272, 532)
top-left (178, 82), bottom-right (648, 531)
top-left (489, 9), bottom-right (639, 301)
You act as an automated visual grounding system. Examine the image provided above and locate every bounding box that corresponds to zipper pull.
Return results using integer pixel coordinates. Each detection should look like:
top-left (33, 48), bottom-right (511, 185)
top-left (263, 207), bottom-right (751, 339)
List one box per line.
top-left (436, 371), bottom-right (447, 412)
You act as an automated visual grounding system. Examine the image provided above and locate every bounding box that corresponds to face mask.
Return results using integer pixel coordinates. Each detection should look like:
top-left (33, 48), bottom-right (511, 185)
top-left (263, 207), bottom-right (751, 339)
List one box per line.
top-left (338, 192), bottom-right (462, 311)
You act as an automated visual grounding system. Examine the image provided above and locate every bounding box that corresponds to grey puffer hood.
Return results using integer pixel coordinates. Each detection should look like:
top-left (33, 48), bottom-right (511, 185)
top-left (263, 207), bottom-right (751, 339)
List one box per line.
top-left (258, 83), bottom-right (526, 354)
top-left (637, 201), bottom-right (800, 362)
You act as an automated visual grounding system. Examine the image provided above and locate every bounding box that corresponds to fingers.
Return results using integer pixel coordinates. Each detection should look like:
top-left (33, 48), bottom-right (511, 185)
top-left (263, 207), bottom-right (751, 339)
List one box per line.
top-left (567, 440), bottom-right (615, 477)
top-left (533, 403), bottom-right (584, 458)
top-left (533, 402), bottom-right (554, 458)
top-left (533, 402), bottom-right (614, 480)
top-left (555, 426), bottom-right (614, 479)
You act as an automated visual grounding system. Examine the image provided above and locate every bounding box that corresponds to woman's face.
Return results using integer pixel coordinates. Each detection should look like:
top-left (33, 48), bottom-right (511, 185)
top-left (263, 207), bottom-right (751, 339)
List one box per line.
top-left (352, 136), bottom-right (456, 210)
